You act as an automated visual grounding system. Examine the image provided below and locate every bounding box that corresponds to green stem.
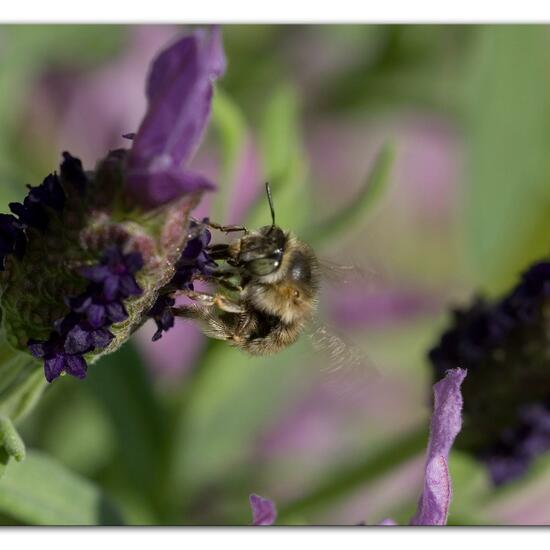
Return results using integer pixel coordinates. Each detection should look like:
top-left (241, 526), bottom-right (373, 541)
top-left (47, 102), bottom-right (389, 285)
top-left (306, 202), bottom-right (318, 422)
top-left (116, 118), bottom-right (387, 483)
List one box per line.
top-left (278, 424), bottom-right (427, 522)
top-left (304, 142), bottom-right (395, 248)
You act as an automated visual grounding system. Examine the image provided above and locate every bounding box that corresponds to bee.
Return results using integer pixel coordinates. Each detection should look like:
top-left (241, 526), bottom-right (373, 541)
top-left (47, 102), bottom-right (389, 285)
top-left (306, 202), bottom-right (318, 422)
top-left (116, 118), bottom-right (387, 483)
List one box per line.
top-left (172, 183), bottom-right (321, 355)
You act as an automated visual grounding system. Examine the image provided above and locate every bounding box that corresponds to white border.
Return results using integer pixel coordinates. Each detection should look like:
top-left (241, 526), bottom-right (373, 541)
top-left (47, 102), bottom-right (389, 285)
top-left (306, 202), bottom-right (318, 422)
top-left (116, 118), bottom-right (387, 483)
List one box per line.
top-left (0, 528), bottom-right (547, 550)
top-left (2, 1), bottom-right (550, 23)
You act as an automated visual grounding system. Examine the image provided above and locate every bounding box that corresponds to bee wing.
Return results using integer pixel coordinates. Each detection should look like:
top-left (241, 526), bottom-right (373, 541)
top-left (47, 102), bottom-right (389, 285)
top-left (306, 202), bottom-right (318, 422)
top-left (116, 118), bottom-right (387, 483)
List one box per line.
top-left (306, 321), bottom-right (380, 399)
top-left (317, 258), bottom-right (381, 289)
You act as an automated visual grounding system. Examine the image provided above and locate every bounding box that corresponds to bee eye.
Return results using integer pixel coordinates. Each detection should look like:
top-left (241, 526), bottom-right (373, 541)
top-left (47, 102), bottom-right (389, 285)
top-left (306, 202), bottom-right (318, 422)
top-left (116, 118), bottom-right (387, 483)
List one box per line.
top-left (248, 257), bottom-right (280, 276)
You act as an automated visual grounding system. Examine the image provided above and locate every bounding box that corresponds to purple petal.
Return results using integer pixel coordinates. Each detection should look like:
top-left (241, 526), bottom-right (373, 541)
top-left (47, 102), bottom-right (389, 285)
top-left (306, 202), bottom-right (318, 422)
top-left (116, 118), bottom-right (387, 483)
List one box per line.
top-left (103, 275), bottom-right (120, 301)
top-left (64, 355), bottom-right (88, 379)
top-left (68, 293), bottom-right (92, 313)
top-left (119, 274), bottom-right (143, 297)
top-left (379, 519), bottom-right (398, 526)
top-left (80, 264), bottom-right (110, 283)
top-left (125, 167), bottom-right (216, 210)
top-left (127, 27), bottom-right (225, 209)
top-left (28, 339), bottom-right (47, 358)
top-left (124, 252), bottom-right (145, 274)
top-left (410, 368), bottom-right (466, 526)
top-left (89, 328), bottom-right (114, 349)
top-left (105, 301), bottom-right (128, 323)
top-left (87, 303), bottom-right (106, 329)
top-left (64, 325), bottom-right (92, 355)
top-left (249, 494), bottom-right (277, 526)
top-left (44, 355), bottom-right (65, 383)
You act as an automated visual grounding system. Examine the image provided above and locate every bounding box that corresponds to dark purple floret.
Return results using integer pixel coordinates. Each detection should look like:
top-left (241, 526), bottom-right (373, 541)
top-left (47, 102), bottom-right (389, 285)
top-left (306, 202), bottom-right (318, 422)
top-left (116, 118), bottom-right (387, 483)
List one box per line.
top-left (28, 323), bottom-right (88, 383)
top-left (26, 173), bottom-right (66, 212)
top-left (80, 246), bottom-right (143, 300)
top-left (9, 195), bottom-right (49, 231)
top-left (171, 224), bottom-right (217, 289)
top-left (64, 323), bottom-right (114, 355)
top-left (6, 169), bottom-right (66, 235)
top-left (146, 221), bottom-right (217, 341)
top-left (147, 294), bottom-right (176, 341)
top-left (0, 213), bottom-right (26, 270)
top-left (429, 257), bottom-right (550, 485)
top-left (60, 151), bottom-right (88, 193)
top-left (481, 403), bottom-right (550, 485)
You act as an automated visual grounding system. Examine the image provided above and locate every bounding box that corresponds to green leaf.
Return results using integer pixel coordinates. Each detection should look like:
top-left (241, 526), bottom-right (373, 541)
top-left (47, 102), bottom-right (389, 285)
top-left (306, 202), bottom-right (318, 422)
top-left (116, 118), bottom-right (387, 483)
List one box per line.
top-left (0, 416), bottom-right (25, 464)
top-left (0, 333), bottom-right (46, 423)
top-left (85, 341), bottom-right (168, 517)
top-left (463, 25), bottom-right (550, 292)
top-left (0, 449), bottom-right (124, 525)
top-left (210, 88), bottom-right (248, 222)
top-left (304, 142), bottom-right (395, 247)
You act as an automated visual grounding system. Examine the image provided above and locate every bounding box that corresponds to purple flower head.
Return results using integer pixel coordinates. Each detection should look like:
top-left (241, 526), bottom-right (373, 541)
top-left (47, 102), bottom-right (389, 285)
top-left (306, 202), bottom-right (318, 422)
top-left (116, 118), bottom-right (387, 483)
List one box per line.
top-left (249, 494), bottom-right (277, 526)
top-left (2, 29), bottom-right (223, 391)
top-left (429, 256), bottom-right (550, 485)
top-left (410, 368), bottom-right (466, 526)
top-left (126, 27), bottom-right (225, 209)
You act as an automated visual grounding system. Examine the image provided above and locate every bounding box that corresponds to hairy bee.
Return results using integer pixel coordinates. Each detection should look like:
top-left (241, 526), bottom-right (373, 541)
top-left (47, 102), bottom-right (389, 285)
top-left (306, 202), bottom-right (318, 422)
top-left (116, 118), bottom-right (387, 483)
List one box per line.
top-left (173, 183), bottom-right (321, 355)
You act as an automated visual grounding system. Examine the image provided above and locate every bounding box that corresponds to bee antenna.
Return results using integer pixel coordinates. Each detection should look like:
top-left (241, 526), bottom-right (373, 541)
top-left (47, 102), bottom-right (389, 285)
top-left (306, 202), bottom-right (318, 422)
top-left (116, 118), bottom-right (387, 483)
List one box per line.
top-left (265, 181), bottom-right (276, 227)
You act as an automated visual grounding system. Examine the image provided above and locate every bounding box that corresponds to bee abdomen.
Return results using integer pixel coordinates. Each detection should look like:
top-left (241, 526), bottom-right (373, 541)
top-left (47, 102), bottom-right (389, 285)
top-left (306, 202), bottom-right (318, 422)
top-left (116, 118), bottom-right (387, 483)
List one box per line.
top-left (241, 311), bottom-right (302, 355)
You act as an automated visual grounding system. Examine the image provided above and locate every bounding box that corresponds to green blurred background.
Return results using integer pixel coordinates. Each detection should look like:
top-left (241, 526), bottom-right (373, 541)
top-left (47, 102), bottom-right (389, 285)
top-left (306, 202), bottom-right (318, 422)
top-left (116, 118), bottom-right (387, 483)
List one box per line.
top-left (1, 24), bottom-right (550, 525)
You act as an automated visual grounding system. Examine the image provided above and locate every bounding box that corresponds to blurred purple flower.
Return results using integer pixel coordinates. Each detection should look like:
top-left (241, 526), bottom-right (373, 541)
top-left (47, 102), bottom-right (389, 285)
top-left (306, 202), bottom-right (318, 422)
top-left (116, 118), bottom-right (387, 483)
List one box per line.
top-left (328, 285), bottom-right (441, 330)
top-left (249, 494), bottom-right (277, 526)
top-left (126, 27), bottom-right (225, 209)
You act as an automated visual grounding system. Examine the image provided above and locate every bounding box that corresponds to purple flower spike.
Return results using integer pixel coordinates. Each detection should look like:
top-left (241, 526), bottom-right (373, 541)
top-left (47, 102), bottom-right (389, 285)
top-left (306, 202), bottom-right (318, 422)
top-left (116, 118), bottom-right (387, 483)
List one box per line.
top-left (410, 368), bottom-right (466, 526)
top-left (249, 494), bottom-right (277, 526)
top-left (127, 27), bottom-right (225, 209)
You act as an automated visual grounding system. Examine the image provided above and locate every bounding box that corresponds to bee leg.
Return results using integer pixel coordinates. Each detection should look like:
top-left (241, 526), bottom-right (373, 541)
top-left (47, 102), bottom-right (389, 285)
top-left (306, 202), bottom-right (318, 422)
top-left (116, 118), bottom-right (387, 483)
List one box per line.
top-left (181, 289), bottom-right (244, 314)
top-left (206, 243), bottom-right (232, 260)
top-left (195, 268), bottom-right (243, 292)
top-left (206, 222), bottom-right (248, 235)
top-left (215, 278), bottom-right (243, 293)
top-left (171, 305), bottom-right (242, 343)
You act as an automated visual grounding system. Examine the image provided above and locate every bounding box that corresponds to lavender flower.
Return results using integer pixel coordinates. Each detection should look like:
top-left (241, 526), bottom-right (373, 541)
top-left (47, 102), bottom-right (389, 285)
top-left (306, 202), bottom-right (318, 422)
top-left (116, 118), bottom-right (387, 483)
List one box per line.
top-left (249, 369), bottom-right (466, 526)
top-left (429, 258), bottom-right (550, 485)
top-left (0, 28), bottom-right (226, 386)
